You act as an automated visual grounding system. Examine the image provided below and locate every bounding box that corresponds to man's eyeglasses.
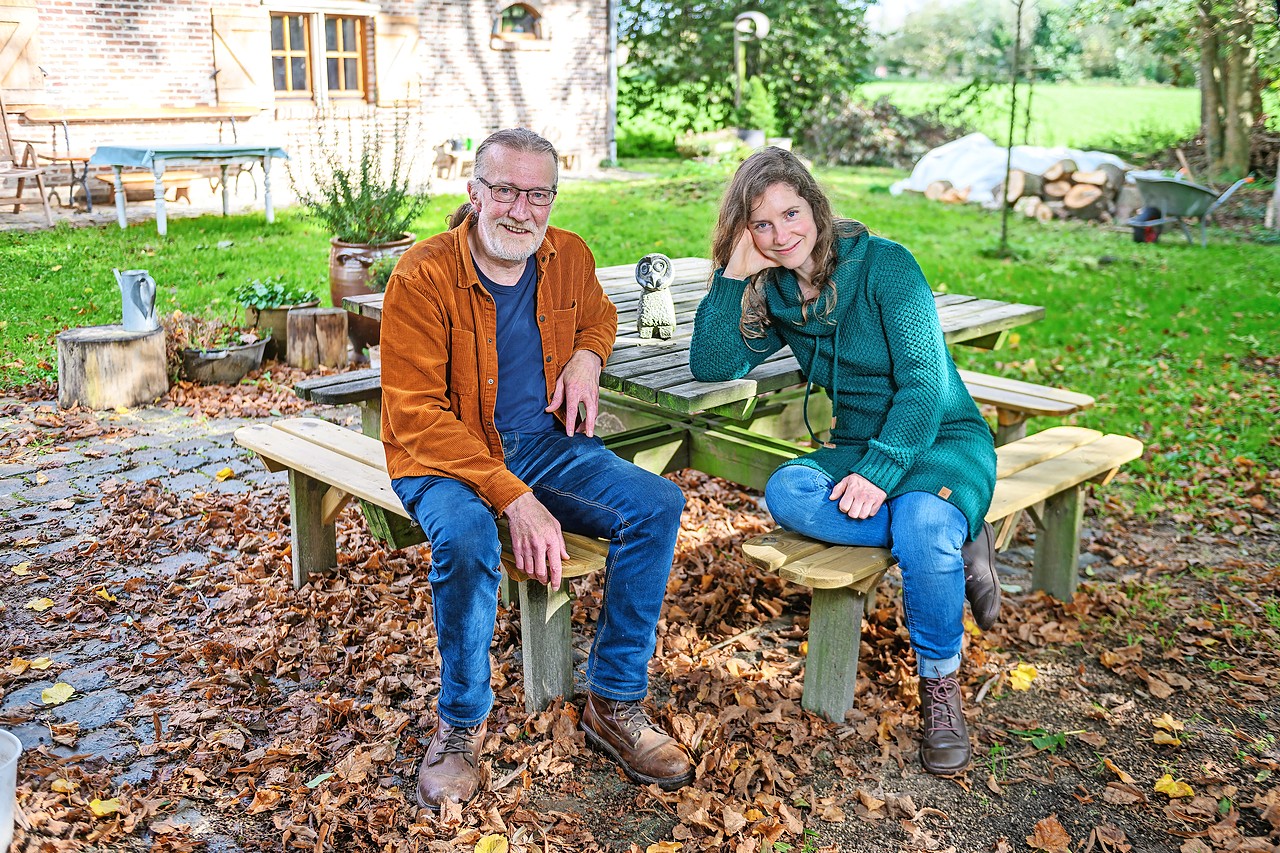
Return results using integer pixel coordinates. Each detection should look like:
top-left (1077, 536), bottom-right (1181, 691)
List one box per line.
top-left (476, 177), bottom-right (557, 207)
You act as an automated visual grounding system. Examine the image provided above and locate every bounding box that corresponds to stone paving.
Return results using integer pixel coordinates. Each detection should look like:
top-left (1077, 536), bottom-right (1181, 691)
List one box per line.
top-left (0, 394), bottom-right (361, 850)
top-left (0, 389), bottom-right (1066, 849)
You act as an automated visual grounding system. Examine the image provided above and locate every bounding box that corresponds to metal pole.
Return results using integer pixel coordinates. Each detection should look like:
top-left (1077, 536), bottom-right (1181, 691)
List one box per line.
top-left (734, 32), bottom-right (745, 108)
top-left (606, 0), bottom-right (618, 165)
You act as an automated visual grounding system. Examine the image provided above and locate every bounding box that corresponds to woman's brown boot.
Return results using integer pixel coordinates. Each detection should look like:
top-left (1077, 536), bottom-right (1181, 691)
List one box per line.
top-left (918, 673), bottom-right (972, 775)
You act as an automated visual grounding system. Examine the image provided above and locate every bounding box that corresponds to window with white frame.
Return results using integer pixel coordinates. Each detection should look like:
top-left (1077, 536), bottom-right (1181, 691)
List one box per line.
top-left (267, 5), bottom-right (373, 102)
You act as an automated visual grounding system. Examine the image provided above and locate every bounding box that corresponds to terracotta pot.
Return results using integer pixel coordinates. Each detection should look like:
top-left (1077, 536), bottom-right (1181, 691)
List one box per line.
top-left (244, 300), bottom-right (319, 361)
top-left (329, 233), bottom-right (416, 360)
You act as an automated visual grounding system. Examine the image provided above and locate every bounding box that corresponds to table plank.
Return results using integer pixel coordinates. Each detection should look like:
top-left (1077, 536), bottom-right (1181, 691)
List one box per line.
top-left (346, 257), bottom-right (1043, 416)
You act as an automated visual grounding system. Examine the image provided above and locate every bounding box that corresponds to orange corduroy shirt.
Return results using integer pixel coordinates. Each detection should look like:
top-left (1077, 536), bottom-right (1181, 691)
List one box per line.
top-left (379, 216), bottom-right (617, 514)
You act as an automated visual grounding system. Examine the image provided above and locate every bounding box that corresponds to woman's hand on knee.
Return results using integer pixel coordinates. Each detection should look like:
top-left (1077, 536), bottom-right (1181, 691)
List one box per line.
top-left (829, 473), bottom-right (886, 519)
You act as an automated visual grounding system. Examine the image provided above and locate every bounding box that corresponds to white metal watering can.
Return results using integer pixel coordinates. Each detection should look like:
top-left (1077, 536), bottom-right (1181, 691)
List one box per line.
top-left (114, 268), bottom-right (160, 333)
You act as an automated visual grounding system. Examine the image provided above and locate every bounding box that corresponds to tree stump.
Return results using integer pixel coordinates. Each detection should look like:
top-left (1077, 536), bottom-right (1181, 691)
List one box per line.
top-left (57, 325), bottom-right (168, 410)
top-left (924, 180), bottom-right (953, 201)
top-left (1003, 169), bottom-right (1044, 203)
top-left (288, 308), bottom-right (349, 369)
top-left (1042, 159), bottom-right (1078, 182)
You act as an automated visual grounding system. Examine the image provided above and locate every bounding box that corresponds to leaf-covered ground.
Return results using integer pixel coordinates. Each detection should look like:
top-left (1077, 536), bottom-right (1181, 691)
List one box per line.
top-left (2, 378), bottom-right (1279, 853)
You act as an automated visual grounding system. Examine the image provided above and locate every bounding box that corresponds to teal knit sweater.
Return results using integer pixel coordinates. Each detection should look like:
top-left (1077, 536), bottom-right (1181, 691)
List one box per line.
top-left (689, 230), bottom-right (996, 541)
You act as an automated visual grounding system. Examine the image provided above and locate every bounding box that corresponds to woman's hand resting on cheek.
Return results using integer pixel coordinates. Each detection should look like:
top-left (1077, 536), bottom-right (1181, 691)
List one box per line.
top-left (724, 229), bottom-right (778, 281)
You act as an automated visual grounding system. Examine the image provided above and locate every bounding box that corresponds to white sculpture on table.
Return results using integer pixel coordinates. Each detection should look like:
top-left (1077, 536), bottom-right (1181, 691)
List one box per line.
top-left (635, 252), bottom-right (676, 341)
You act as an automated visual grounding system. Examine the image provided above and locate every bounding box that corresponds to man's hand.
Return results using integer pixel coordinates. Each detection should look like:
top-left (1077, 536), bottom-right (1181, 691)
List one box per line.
top-left (503, 492), bottom-right (569, 590)
top-left (546, 350), bottom-right (603, 437)
top-left (829, 473), bottom-right (887, 520)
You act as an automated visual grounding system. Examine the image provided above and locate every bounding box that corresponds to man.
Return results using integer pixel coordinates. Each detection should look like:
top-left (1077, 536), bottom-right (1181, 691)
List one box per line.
top-left (380, 128), bottom-right (693, 812)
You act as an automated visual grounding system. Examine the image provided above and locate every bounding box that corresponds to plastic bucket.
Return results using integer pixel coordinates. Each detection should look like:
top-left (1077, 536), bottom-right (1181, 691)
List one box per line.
top-left (0, 729), bottom-right (20, 853)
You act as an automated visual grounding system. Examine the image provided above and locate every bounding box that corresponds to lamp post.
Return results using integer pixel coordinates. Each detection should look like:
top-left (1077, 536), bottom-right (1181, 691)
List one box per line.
top-left (733, 11), bottom-right (769, 108)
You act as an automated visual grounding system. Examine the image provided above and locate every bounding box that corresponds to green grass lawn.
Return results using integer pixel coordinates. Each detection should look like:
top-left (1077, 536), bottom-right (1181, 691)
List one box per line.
top-left (3, 162), bottom-right (1277, 517)
top-left (860, 80), bottom-right (1202, 152)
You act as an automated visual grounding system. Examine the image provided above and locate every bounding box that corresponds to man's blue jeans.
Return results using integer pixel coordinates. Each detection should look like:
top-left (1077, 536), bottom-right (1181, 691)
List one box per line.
top-left (391, 431), bottom-right (685, 728)
top-left (764, 465), bottom-right (967, 678)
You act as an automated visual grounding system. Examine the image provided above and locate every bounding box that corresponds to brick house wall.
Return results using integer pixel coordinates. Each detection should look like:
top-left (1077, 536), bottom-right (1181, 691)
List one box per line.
top-left (2, 0), bottom-right (609, 204)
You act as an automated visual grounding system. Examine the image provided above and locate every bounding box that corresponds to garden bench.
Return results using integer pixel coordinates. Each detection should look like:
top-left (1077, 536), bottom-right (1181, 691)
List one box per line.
top-left (740, 425), bottom-right (1143, 721)
top-left (293, 368), bottom-right (383, 436)
top-left (233, 416), bottom-right (609, 712)
top-left (958, 370), bottom-right (1095, 446)
top-left (95, 169), bottom-right (201, 204)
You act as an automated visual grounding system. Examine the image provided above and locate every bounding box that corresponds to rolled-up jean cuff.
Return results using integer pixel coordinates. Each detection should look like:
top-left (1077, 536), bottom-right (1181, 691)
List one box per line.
top-left (583, 681), bottom-right (648, 703)
top-left (437, 707), bottom-right (492, 729)
top-left (918, 654), bottom-right (961, 679)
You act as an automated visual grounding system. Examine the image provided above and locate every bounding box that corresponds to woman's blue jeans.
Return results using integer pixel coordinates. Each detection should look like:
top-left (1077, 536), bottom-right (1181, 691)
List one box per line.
top-left (391, 431), bottom-right (685, 728)
top-left (764, 465), bottom-right (967, 678)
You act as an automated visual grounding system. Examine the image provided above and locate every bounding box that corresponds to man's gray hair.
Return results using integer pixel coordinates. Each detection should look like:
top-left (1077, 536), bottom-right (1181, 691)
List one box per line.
top-left (473, 128), bottom-right (559, 187)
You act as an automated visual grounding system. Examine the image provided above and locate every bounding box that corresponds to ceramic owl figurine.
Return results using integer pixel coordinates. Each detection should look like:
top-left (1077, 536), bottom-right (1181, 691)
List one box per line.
top-left (635, 252), bottom-right (676, 340)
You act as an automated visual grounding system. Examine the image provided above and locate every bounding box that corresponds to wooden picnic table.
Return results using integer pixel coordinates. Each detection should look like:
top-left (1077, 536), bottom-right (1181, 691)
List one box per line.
top-left (344, 257), bottom-right (1044, 420)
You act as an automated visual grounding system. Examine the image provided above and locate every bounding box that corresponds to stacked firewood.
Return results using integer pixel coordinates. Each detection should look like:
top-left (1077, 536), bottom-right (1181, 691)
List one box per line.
top-left (926, 160), bottom-right (1136, 222)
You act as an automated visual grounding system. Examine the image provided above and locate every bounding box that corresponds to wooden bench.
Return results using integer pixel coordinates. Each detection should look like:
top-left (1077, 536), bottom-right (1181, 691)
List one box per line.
top-left (95, 169), bottom-right (202, 204)
top-left (233, 416), bottom-right (609, 712)
top-left (293, 368), bottom-right (383, 437)
top-left (959, 369), bottom-right (1095, 446)
top-left (740, 425), bottom-right (1143, 721)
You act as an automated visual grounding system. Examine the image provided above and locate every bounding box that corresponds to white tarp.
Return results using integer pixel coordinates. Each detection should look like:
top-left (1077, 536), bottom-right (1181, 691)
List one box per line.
top-left (889, 132), bottom-right (1131, 206)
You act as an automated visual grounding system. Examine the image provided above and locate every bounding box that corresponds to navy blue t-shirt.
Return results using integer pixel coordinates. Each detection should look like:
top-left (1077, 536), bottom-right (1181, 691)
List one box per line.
top-left (477, 257), bottom-right (558, 434)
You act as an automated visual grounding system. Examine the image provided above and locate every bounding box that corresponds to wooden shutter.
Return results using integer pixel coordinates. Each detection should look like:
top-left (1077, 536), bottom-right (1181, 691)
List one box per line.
top-left (374, 15), bottom-right (420, 106)
top-left (0, 0), bottom-right (44, 105)
top-left (211, 7), bottom-right (273, 107)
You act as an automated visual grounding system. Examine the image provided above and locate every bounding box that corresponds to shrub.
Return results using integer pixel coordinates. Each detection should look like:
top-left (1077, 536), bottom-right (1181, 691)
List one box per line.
top-left (675, 129), bottom-right (752, 162)
top-left (735, 76), bottom-right (779, 137)
top-left (803, 96), bottom-right (970, 169)
top-left (291, 109), bottom-right (429, 245)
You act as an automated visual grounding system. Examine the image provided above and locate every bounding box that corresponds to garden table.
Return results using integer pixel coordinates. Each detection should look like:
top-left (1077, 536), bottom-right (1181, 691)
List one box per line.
top-left (88, 144), bottom-right (289, 236)
top-left (343, 257), bottom-right (1044, 489)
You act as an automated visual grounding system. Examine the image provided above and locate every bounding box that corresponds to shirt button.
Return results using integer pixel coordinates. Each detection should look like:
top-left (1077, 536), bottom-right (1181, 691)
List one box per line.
top-left (487, 378), bottom-right (494, 384)
top-left (545, 356), bottom-right (553, 362)
top-left (487, 338), bottom-right (493, 343)
top-left (538, 314), bottom-right (546, 322)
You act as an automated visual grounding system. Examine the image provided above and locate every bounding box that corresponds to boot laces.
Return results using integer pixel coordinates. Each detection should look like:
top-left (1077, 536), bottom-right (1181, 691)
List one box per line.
top-left (924, 676), bottom-right (962, 736)
top-left (439, 724), bottom-right (482, 761)
top-left (613, 700), bottom-right (656, 738)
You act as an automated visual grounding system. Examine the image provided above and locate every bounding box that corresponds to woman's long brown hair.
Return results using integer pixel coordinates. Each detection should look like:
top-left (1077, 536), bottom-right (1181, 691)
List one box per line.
top-left (709, 147), bottom-right (839, 341)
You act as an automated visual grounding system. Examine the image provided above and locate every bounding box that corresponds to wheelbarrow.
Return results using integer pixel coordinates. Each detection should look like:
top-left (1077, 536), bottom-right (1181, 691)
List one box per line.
top-left (1127, 174), bottom-right (1254, 247)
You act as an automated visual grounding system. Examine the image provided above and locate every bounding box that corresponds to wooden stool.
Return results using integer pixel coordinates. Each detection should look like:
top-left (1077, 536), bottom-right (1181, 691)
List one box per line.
top-left (56, 325), bottom-right (168, 409)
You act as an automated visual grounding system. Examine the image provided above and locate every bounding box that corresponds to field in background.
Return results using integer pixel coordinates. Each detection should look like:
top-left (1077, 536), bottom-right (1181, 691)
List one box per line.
top-left (860, 80), bottom-right (1202, 152)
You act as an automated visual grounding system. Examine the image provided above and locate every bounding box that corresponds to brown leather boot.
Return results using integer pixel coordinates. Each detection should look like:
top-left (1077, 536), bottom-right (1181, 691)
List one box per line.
top-left (415, 718), bottom-right (488, 811)
top-left (579, 692), bottom-right (693, 791)
top-left (918, 673), bottom-right (972, 775)
top-left (963, 521), bottom-right (1001, 631)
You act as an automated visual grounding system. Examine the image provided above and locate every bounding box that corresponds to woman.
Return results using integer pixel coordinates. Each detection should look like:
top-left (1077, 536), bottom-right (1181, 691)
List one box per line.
top-left (689, 147), bottom-right (1000, 775)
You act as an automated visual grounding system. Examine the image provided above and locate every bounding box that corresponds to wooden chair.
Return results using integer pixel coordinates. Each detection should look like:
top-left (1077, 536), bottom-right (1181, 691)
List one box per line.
top-left (0, 93), bottom-right (54, 225)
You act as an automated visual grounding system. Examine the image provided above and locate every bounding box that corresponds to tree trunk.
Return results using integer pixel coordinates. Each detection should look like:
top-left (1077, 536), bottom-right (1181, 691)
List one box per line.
top-left (1063, 184), bottom-right (1108, 220)
top-left (288, 308), bottom-right (350, 370)
top-left (57, 326), bottom-right (168, 410)
top-left (1221, 3), bottom-right (1257, 177)
top-left (1042, 159), bottom-right (1078, 182)
top-left (925, 180), bottom-right (953, 201)
top-left (1199, 0), bottom-right (1224, 171)
top-left (1004, 169), bottom-right (1044, 203)
top-left (1042, 180), bottom-right (1073, 200)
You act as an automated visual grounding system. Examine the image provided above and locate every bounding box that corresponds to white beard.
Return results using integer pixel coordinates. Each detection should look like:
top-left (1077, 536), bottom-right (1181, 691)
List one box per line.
top-left (476, 214), bottom-right (546, 262)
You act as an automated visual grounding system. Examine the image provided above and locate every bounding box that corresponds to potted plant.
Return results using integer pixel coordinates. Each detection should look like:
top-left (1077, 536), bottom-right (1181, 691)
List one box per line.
top-left (231, 275), bottom-right (320, 361)
top-left (162, 311), bottom-right (270, 385)
top-left (291, 110), bottom-right (429, 361)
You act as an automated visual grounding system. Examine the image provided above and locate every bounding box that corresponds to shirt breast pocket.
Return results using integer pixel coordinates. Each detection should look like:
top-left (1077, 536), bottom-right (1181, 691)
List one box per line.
top-left (448, 329), bottom-right (478, 400)
top-left (551, 306), bottom-right (577, 367)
